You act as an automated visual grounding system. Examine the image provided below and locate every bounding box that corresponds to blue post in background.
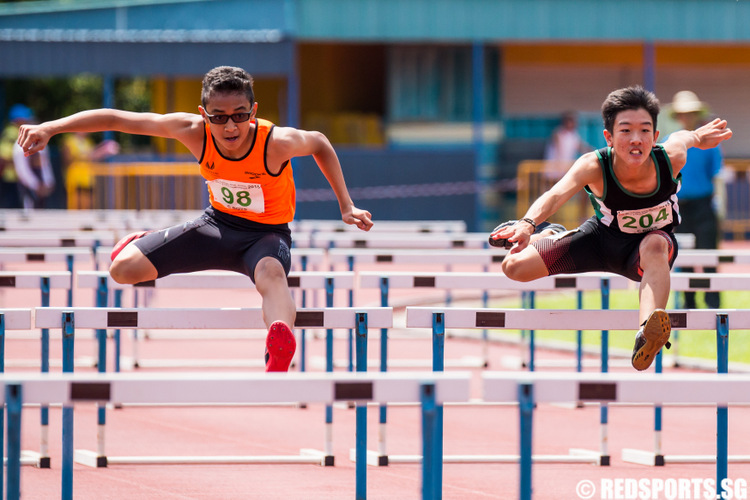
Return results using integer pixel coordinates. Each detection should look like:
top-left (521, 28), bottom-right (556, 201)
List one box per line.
top-left (421, 383), bottom-right (438, 500)
top-left (519, 383), bottom-right (534, 500)
top-left (716, 313), bottom-right (729, 497)
top-left (62, 312), bottom-right (75, 500)
top-left (355, 312), bottom-right (368, 500)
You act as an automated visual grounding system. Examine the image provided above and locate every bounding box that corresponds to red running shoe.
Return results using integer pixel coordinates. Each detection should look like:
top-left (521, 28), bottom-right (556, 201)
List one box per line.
top-left (110, 231), bottom-right (152, 261)
top-left (265, 321), bottom-right (296, 372)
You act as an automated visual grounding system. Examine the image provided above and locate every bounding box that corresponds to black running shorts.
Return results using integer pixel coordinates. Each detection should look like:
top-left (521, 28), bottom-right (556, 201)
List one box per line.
top-left (531, 216), bottom-right (678, 282)
top-left (133, 207), bottom-right (292, 283)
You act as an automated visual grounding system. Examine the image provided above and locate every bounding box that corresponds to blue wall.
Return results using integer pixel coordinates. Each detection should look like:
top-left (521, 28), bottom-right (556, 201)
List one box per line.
top-left (292, 148), bottom-right (478, 225)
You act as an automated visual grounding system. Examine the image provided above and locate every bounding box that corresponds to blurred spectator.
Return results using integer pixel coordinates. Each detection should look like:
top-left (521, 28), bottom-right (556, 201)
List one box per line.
top-left (544, 111), bottom-right (590, 177)
top-left (3, 104), bottom-right (55, 209)
top-left (544, 111), bottom-right (592, 222)
top-left (668, 90), bottom-right (723, 309)
top-left (61, 132), bottom-right (119, 209)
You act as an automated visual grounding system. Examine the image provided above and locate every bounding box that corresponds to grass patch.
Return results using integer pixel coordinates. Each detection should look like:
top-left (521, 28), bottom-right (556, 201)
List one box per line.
top-left (488, 290), bottom-right (750, 365)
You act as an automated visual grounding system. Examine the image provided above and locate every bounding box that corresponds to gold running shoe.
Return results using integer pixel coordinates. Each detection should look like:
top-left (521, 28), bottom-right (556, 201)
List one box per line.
top-left (631, 309), bottom-right (672, 371)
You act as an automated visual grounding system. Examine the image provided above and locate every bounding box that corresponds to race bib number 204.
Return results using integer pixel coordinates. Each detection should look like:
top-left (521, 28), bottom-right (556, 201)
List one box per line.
top-left (206, 179), bottom-right (265, 213)
top-left (616, 200), bottom-right (673, 234)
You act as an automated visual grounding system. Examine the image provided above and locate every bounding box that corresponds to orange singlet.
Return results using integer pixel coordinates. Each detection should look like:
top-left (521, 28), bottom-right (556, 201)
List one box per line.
top-left (199, 118), bottom-right (295, 225)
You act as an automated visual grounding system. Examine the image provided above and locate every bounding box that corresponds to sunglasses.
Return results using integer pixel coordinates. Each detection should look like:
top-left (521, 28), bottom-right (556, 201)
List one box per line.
top-left (204, 111), bottom-right (253, 125)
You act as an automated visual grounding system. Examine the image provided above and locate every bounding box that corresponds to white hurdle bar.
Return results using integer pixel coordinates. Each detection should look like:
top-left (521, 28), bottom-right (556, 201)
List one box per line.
top-left (76, 270), bottom-right (356, 371)
top-left (0, 230), bottom-right (116, 248)
top-left (483, 371), bottom-right (750, 500)
top-left (1, 371), bottom-right (469, 500)
top-left (290, 218), bottom-right (467, 233)
top-left (34, 306), bottom-right (393, 469)
top-left (674, 248), bottom-right (750, 267)
top-left (302, 231), bottom-right (492, 249)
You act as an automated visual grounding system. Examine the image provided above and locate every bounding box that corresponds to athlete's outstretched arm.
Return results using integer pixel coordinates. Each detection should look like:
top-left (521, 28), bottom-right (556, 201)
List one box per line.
top-left (663, 118), bottom-right (732, 174)
top-left (493, 152), bottom-right (601, 252)
top-left (18, 109), bottom-right (204, 159)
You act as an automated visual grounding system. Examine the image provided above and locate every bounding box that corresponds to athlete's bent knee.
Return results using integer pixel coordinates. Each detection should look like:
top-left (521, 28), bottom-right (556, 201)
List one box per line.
top-left (109, 254), bottom-right (155, 284)
top-left (640, 234), bottom-right (670, 260)
top-left (254, 257), bottom-right (287, 284)
top-left (502, 256), bottom-right (533, 282)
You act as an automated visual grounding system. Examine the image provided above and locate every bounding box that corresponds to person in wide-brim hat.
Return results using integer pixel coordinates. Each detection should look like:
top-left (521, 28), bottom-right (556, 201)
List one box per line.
top-left (669, 90), bottom-right (709, 119)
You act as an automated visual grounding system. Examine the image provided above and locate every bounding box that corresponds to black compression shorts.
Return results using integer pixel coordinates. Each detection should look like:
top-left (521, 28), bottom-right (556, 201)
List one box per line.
top-left (531, 216), bottom-right (678, 282)
top-left (133, 207), bottom-right (292, 283)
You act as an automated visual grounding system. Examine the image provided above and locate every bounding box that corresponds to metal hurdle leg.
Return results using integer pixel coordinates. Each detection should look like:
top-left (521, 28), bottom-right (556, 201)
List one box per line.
top-left (432, 312), bottom-right (445, 491)
top-left (621, 312), bottom-right (737, 468)
top-left (518, 382), bottom-right (534, 500)
top-left (94, 277), bottom-right (108, 467)
top-left (347, 256), bottom-right (354, 373)
top-left (716, 313), bottom-right (729, 497)
top-left (421, 383), bottom-right (439, 500)
top-left (299, 255), bottom-right (308, 373)
top-left (354, 313), bottom-right (368, 500)
top-left (6, 384), bottom-right (22, 500)
top-left (522, 291), bottom-right (535, 370)
top-left (61, 312), bottom-right (75, 500)
top-left (377, 278), bottom-right (389, 465)
top-left (40, 278), bottom-right (51, 467)
top-left (570, 278), bottom-right (611, 466)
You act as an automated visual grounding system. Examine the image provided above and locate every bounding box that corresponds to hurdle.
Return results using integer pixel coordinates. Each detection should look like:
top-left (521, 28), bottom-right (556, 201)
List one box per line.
top-left (1, 271), bottom-right (75, 469)
top-left (0, 308), bottom-right (42, 469)
top-left (483, 371), bottom-right (750, 500)
top-left (1, 371), bottom-right (469, 500)
top-left (33, 306), bottom-right (392, 469)
top-left (76, 270), bottom-right (355, 371)
top-left (0, 247), bottom-right (92, 306)
top-left (409, 307), bottom-right (750, 468)
top-left (359, 271), bottom-right (632, 367)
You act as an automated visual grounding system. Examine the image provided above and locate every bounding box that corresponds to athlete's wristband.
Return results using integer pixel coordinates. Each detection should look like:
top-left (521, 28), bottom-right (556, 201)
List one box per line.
top-left (520, 217), bottom-right (537, 230)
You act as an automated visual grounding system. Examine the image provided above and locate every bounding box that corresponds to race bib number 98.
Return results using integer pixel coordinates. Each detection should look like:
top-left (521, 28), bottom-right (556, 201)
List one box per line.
top-left (616, 200), bottom-right (673, 234)
top-left (206, 179), bottom-right (264, 213)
